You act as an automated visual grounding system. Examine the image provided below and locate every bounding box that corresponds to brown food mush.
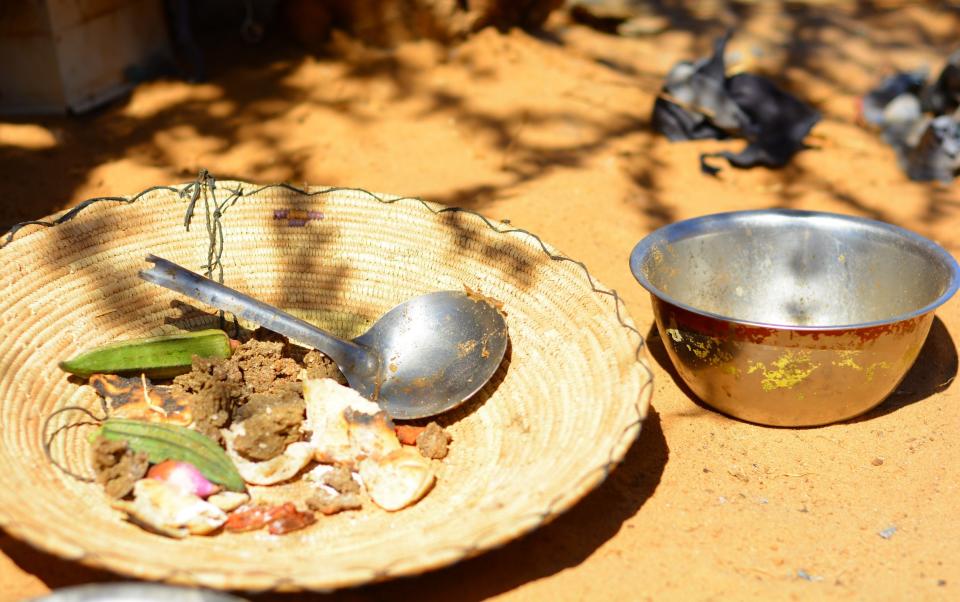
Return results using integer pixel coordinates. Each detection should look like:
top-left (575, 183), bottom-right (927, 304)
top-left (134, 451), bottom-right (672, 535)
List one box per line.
top-left (91, 436), bottom-right (150, 498)
top-left (245, 327), bottom-right (303, 358)
top-left (231, 390), bottom-right (305, 461)
top-left (230, 339), bottom-right (301, 396)
top-left (302, 349), bottom-right (348, 384)
top-left (463, 284), bottom-right (506, 314)
top-left (172, 355), bottom-right (244, 442)
top-left (417, 422), bottom-right (452, 460)
top-left (322, 464), bottom-right (361, 495)
top-left (307, 491), bottom-right (363, 516)
top-left (242, 330), bottom-right (347, 385)
top-left (173, 339), bottom-right (306, 443)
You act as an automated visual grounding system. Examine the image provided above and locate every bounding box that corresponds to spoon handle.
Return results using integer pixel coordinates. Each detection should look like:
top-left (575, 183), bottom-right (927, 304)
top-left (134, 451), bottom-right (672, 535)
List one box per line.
top-left (138, 255), bottom-right (375, 377)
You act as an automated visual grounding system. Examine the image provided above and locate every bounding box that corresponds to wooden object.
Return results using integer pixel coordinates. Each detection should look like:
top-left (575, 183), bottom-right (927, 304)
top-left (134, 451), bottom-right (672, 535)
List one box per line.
top-left (0, 0), bottom-right (171, 114)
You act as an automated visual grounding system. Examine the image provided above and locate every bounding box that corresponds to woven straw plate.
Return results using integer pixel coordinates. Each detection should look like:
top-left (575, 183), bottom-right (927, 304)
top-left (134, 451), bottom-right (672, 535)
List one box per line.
top-left (0, 179), bottom-right (652, 591)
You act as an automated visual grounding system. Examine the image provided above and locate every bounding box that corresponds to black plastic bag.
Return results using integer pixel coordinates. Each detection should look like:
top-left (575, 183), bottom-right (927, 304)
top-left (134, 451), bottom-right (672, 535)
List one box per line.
top-left (863, 50), bottom-right (960, 182)
top-left (652, 32), bottom-right (820, 175)
top-left (921, 49), bottom-right (960, 116)
top-left (903, 116), bottom-right (960, 182)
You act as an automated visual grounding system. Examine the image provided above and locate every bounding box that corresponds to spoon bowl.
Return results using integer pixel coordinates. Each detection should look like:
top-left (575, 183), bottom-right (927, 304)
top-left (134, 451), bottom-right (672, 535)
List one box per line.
top-left (353, 290), bottom-right (509, 419)
top-left (139, 255), bottom-right (508, 419)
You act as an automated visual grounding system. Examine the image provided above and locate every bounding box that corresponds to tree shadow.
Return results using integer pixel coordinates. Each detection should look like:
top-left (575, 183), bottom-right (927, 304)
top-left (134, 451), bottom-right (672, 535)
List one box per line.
top-left (0, 533), bottom-right (123, 592)
top-left (3, 1), bottom-right (960, 234)
top-left (606, 1), bottom-right (960, 234)
top-left (621, 132), bottom-right (678, 232)
top-left (852, 315), bottom-right (957, 421)
top-left (618, 1), bottom-right (960, 96)
top-left (250, 407), bottom-right (668, 602)
top-left (6, 2), bottom-right (956, 240)
top-left (0, 407), bottom-right (666, 601)
top-left (0, 4), bottom-right (648, 232)
top-left (0, 41), bottom-right (313, 229)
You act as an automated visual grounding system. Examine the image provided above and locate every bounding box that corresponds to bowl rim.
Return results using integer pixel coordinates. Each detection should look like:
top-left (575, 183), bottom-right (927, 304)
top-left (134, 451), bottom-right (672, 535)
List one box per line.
top-left (629, 208), bottom-right (960, 331)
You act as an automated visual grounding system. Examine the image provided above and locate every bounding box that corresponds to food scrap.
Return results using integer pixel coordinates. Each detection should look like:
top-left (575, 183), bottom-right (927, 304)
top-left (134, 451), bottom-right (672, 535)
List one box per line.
top-left (359, 447), bottom-right (435, 511)
top-left (223, 503), bottom-right (278, 533)
top-left (59, 329), bottom-right (232, 379)
top-left (302, 349), bottom-right (348, 384)
top-left (231, 391), bottom-right (305, 461)
top-left (416, 422), bottom-right (452, 460)
top-left (147, 460), bottom-right (220, 498)
top-left (396, 422), bottom-right (452, 459)
top-left (171, 355), bottom-right (244, 443)
top-left (224, 502), bottom-right (316, 535)
top-left (222, 434), bottom-right (315, 486)
top-left (304, 464), bottom-right (364, 515)
top-left (395, 424), bottom-right (426, 446)
top-left (321, 464), bottom-right (361, 495)
top-left (91, 437), bottom-right (150, 499)
top-left (111, 478), bottom-right (227, 538)
top-left (90, 374), bottom-right (192, 426)
top-left (207, 491), bottom-right (251, 512)
top-left (307, 490), bottom-right (363, 516)
top-left (344, 408), bottom-right (402, 461)
top-left (68, 330), bottom-right (456, 538)
top-left (267, 505), bottom-right (318, 535)
top-left (302, 376), bottom-right (381, 466)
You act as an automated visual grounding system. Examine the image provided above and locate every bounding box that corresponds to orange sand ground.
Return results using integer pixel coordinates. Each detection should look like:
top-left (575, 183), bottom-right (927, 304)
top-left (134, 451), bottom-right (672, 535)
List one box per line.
top-left (1, 3), bottom-right (959, 600)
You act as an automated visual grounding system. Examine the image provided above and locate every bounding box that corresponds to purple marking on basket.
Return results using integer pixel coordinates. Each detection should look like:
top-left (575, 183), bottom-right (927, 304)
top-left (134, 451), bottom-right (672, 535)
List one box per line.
top-left (879, 526), bottom-right (897, 539)
top-left (274, 209), bottom-right (322, 225)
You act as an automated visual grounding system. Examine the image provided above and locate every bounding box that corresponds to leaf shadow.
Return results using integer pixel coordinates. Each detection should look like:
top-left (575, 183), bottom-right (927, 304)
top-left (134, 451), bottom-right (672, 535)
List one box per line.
top-left (252, 407), bottom-right (668, 602)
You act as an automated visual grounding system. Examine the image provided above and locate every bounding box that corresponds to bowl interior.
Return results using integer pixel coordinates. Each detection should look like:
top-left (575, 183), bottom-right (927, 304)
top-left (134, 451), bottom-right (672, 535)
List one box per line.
top-left (632, 210), bottom-right (960, 328)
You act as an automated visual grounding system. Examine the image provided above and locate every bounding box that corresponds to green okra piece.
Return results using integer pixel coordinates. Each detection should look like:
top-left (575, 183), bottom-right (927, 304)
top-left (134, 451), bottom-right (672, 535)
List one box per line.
top-left (59, 329), bottom-right (232, 379)
top-left (93, 418), bottom-right (246, 492)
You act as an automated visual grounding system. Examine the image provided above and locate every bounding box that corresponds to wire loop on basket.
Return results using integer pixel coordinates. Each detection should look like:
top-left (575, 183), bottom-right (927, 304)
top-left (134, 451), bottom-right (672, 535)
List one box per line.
top-left (41, 405), bottom-right (108, 483)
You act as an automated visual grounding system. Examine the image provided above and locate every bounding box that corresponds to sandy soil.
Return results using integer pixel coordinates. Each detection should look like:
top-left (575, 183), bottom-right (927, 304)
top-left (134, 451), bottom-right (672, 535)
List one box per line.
top-left (2, 2), bottom-right (959, 600)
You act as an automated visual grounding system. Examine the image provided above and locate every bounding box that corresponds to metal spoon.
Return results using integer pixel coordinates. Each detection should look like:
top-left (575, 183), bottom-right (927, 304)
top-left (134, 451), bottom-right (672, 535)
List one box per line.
top-left (139, 254), bottom-right (508, 419)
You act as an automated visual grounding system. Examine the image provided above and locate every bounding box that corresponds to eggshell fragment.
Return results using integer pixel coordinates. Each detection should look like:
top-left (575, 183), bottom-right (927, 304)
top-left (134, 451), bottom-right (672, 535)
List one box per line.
top-left (112, 479), bottom-right (227, 538)
top-left (222, 426), bottom-right (314, 485)
top-left (359, 447), bottom-right (435, 512)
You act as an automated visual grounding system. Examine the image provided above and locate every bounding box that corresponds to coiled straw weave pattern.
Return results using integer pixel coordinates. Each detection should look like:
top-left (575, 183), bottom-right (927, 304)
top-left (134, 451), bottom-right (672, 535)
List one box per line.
top-left (0, 177), bottom-right (652, 591)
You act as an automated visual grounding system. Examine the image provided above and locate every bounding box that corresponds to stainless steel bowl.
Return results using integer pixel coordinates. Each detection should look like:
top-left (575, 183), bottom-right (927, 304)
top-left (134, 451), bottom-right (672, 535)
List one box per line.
top-left (630, 209), bottom-right (960, 426)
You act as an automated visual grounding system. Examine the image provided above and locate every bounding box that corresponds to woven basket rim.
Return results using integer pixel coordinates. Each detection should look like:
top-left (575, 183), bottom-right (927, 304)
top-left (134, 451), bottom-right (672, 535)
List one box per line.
top-left (0, 174), bottom-right (654, 591)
